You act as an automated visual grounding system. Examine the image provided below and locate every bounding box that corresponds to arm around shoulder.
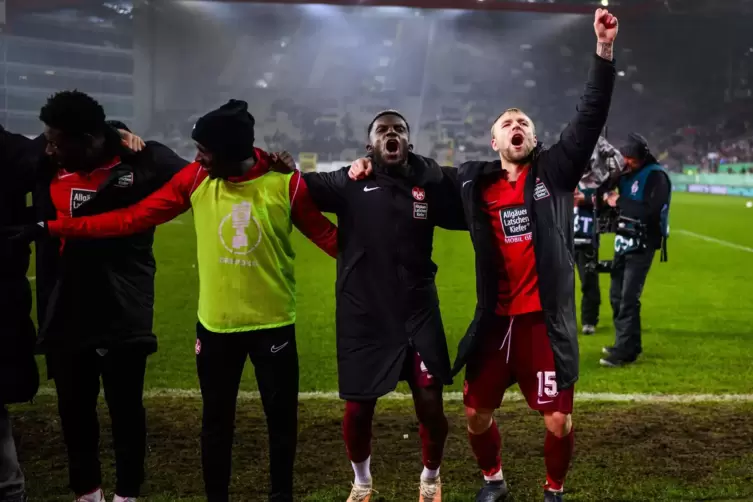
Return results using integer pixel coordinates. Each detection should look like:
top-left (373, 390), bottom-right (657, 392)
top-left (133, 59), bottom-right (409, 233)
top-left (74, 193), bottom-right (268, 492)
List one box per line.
top-left (301, 166), bottom-right (350, 214)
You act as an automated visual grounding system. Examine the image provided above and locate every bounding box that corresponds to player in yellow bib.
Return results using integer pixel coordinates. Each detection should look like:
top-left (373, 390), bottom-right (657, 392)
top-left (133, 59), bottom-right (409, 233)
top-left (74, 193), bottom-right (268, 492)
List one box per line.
top-left (42, 101), bottom-right (338, 502)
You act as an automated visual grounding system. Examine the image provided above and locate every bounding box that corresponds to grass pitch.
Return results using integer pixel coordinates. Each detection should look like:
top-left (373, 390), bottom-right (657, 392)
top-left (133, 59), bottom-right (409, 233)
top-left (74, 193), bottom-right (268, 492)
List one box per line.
top-left (15, 192), bottom-right (753, 500)
top-left (143, 192), bottom-right (753, 395)
top-left (13, 398), bottom-right (753, 501)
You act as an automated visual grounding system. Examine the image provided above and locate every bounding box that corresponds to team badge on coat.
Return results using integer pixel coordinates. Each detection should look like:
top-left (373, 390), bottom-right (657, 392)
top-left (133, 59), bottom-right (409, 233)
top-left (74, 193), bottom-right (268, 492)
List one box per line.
top-left (412, 186), bottom-right (426, 201)
top-left (115, 172), bottom-right (134, 187)
top-left (413, 202), bottom-right (428, 219)
top-left (533, 177), bottom-right (550, 200)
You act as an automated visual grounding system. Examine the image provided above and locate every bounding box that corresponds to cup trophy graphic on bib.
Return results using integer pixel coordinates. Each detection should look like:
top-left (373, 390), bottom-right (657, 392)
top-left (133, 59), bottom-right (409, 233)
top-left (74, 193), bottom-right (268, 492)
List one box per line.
top-left (218, 201), bottom-right (263, 267)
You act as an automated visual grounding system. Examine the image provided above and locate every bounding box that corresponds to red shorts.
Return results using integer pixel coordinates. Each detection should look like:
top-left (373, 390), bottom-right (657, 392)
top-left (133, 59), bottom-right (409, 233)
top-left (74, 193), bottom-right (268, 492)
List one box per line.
top-left (400, 349), bottom-right (436, 388)
top-left (463, 311), bottom-right (574, 414)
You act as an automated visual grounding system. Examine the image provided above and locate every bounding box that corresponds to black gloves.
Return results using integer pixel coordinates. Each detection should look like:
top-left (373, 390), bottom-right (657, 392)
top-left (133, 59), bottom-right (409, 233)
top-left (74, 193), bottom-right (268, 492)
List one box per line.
top-left (0, 221), bottom-right (49, 244)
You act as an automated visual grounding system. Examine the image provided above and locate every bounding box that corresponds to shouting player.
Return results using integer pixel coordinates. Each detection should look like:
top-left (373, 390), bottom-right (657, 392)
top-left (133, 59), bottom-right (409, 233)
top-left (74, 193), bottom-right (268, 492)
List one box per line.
top-left (276, 110), bottom-right (466, 502)
top-left (347, 9), bottom-right (618, 501)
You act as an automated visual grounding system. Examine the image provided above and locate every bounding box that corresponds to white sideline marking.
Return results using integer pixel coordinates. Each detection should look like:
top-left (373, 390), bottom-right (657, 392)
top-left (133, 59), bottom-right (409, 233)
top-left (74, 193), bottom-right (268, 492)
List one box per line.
top-left (33, 387), bottom-right (753, 403)
top-left (676, 229), bottom-right (753, 254)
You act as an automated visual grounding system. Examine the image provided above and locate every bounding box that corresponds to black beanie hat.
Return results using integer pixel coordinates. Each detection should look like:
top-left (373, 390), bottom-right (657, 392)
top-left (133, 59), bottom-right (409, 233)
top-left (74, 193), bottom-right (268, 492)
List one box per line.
top-left (191, 99), bottom-right (256, 162)
top-left (367, 109), bottom-right (410, 136)
top-left (619, 132), bottom-right (650, 160)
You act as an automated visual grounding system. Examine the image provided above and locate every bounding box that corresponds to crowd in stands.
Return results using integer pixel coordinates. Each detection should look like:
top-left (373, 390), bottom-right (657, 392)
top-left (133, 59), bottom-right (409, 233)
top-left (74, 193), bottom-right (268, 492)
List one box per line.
top-left (142, 7), bottom-right (753, 173)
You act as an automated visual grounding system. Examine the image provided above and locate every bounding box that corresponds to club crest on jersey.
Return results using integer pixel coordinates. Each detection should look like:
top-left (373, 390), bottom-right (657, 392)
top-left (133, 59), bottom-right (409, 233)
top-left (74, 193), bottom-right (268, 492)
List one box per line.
top-left (533, 178), bottom-right (550, 200)
top-left (115, 172), bottom-right (134, 188)
top-left (412, 186), bottom-right (426, 201)
top-left (413, 202), bottom-right (428, 220)
top-left (70, 188), bottom-right (95, 214)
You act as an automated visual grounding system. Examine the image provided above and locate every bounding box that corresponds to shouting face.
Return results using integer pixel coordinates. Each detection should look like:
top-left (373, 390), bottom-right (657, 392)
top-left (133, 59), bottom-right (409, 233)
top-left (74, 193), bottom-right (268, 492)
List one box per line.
top-left (491, 109), bottom-right (537, 164)
top-left (367, 114), bottom-right (411, 168)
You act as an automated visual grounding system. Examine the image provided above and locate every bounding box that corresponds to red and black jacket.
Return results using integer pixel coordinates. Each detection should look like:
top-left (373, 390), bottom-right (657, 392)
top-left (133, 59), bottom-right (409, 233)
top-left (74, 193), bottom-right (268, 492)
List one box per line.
top-left (33, 133), bottom-right (188, 358)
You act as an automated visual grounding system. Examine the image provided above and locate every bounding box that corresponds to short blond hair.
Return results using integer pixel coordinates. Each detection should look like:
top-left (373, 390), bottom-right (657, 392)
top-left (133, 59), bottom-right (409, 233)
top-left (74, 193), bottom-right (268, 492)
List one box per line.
top-left (491, 108), bottom-right (534, 136)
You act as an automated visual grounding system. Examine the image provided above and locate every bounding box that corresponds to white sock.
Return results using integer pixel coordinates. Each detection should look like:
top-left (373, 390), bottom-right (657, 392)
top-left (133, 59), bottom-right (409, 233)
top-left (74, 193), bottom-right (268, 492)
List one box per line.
top-left (113, 496), bottom-right (136, 502)
top-left (76, 488), bottom-right (103, 502)
top-left (421, 466), bottom-right (440, 481)
top-left (352, 456), bottom-right (372, 486)
top-left (484, 470), bottom-right (504, 482)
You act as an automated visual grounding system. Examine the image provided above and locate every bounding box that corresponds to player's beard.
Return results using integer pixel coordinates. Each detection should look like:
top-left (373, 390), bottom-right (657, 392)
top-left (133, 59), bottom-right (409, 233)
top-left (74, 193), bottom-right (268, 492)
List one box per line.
top-left (500, 134), bottom-right (535, 164)
top-left (207, 162), bottom-right (242, 179)
top-left (501, 145), bottom-right (533, 164)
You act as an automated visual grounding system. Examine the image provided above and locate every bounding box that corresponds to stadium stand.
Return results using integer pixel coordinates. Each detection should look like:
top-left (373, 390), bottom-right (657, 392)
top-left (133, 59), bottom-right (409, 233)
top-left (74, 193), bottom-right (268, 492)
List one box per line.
top-left (2, 2), bottom-right (752, 171)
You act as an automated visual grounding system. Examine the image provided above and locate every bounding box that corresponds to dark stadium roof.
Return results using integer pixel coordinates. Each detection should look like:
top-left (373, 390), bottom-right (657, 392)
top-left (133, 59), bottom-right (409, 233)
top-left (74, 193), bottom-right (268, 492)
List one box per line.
top-left (9, 0), bottom-right (753, 15)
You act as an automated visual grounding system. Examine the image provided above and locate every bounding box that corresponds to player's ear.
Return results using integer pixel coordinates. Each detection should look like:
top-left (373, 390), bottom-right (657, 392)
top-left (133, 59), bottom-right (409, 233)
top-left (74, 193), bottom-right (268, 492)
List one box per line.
top-left (366, 144), bottom-right (374, 154)
top-left (408, 143), bottom-right (413, 152)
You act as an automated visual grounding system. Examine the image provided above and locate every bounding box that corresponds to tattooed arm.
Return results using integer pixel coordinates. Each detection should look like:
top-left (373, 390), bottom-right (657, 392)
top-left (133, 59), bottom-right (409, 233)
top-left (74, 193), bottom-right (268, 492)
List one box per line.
top-left (597, 41), bottom-right (614, 61)
top-left (538, 9), bottom-right (619, 191)
top-left (594, 8), bottom-right (617, 61)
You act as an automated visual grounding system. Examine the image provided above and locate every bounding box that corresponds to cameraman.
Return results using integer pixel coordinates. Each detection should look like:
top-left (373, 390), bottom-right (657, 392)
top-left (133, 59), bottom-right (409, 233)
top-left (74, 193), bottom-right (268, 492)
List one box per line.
top-left (600, 133), bottom-right (670, 367)
top-left (574, 136), bottom-right (623, 335)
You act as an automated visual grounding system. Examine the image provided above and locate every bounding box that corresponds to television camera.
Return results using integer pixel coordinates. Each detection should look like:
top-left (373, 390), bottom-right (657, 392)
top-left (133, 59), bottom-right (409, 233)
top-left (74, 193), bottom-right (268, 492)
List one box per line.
top-left (580, 197), bottom-right (647, 274)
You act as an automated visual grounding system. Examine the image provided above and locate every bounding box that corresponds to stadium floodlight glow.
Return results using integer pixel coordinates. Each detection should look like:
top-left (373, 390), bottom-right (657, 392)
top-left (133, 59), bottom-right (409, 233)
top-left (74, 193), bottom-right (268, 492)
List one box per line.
top-left (601, 0), bottom-right (609, 6)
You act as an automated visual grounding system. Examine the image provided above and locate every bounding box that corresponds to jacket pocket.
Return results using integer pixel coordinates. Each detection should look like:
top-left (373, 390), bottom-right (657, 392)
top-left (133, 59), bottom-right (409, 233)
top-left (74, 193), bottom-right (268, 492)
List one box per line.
top-left (336, 249), bottom-right (365, 295)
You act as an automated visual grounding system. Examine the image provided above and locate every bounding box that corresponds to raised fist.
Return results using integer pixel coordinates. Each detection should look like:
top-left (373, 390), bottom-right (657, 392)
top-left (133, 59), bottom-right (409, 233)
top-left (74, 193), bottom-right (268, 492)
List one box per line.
top-left (594, 8), bottom-right (618, 43)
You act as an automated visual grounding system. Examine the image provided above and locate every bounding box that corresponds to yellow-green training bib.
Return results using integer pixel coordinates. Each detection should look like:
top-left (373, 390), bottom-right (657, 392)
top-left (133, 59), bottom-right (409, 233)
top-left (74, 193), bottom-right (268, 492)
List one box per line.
top-left (190, 171), bottom-right (296, 332)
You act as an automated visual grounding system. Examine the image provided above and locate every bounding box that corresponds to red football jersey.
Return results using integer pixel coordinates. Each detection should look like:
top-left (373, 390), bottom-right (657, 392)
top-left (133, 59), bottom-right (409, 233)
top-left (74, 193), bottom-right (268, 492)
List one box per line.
top-left (480, 166), bottom-right (542, 316)
top-left (48, 157), bottom-right (121, 253)
top-left (49, 157), bottom-right (121, 219)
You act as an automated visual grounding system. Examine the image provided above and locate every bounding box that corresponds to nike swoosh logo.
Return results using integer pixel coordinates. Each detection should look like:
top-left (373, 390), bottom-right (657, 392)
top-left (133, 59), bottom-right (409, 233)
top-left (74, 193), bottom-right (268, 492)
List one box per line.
top-left (462, 180), bottom-right (472, 187)
top-left (537, 399), bottom-right (554, 405)
top-left (270, 341), bottom-right (290, 354)
top-left (363, 186), bottom-right (380, 192)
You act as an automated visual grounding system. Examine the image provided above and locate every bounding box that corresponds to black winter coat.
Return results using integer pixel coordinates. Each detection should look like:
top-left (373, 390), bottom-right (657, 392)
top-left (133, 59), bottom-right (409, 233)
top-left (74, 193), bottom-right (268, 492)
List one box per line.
top-left (0, 126), bottom-right (42, 404)
top-left (33, 137), bottom-right (187, 361)
top-left (304, 154), bottom-right (466, 399)
top-left (452, 54), bottom-right (616, 390)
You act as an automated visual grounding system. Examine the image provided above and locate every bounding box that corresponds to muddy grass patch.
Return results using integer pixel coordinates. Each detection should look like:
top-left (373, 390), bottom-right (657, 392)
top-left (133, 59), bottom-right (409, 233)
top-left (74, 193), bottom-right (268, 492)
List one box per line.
top-left (10, 398), bottom-right (753, 501)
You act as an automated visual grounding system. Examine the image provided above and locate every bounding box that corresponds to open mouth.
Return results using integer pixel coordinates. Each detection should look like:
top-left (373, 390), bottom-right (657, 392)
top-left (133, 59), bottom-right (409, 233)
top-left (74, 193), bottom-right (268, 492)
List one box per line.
top-left (511, 133), bottom-right (524, 147)
top-left (385, 139), bottom-right (400, 154)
